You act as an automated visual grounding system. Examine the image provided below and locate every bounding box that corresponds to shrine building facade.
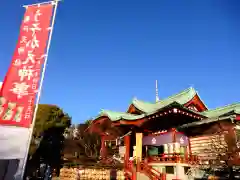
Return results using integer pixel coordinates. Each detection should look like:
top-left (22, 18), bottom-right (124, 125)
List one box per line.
top-left (87, 87), bottom-right (240, 180)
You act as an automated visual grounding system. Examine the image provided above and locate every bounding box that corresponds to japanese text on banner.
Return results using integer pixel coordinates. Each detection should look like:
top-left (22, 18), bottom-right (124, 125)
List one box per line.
top-left (0, 4), bottom-right (54, 128)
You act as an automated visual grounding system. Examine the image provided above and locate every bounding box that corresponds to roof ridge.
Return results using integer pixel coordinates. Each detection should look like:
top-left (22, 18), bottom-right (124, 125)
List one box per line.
top-left (133, 87), bottom-right (196, 105)
top-left (204, 102), bottom-right (240, 112)
top-left (157, 87), bottom-right (196, 104)
top-left (102, 109), bottom-right (139, 116)
top-left (132, 97), bottom-right (154, 105)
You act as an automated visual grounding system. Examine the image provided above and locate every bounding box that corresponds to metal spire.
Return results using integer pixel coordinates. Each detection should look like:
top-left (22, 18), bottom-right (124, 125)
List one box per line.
top-left (155, 80), bottom-right (159, 102)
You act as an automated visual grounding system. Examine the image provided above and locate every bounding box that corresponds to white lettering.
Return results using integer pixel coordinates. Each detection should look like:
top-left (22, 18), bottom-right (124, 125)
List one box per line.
top-left (28, 96), bottom-right (34, 104)
top-left (20, 36), bottom-right (28, 44)
top-left (36, 54), bottom-right (47, 64)
top-left (32, 77), bottom-right (39, 90)
top-left (34, 10), bottom-right (42, 22)
top-left (46, 26), bottom-right (52, 31)
top-left (18, 47), bottom-right (25, 55)
top-left (24, 106), bottom-right (32, 119)
top-left (10, 82), bottom-right (30, 99)
top-left (18, 66), bottom-right (34, 81)
top-left (32, 84), bottom-right (37, 90)
top-left (26, 35), bottom-right (40, 49)
top-left (23, 26), bottom-right (29, 32)
top-left (24, 96), bottom-right (34, 120)
top-left (13, 59), bottom-right (22, 66)
top-left (30, 23), bottom-right (41, 36)
top-left (24, 16), bottom-right (30, 23)
top-left (22, 51), bottom-right (36, 65)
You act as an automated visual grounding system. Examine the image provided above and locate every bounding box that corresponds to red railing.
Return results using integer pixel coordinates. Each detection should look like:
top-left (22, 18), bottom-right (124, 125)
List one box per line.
top-left (139, 160), bottom-right (166, 180)
top-left (124, 171), bottom-right (132, 180)
top-left (147, 153), bottom-right (199, 164)
top-left (124, 160), bottom-right (136, 180)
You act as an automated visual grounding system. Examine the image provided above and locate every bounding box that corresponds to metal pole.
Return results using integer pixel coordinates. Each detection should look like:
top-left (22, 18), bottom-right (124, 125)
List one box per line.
top-left (20, 1), bottom-right (59, 179)
top-left (23, 0), bottom-right (61, 8)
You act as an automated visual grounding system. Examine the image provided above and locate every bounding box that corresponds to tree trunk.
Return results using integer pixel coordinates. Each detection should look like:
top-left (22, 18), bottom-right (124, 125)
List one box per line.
top-left (228, 166), bottom-right (234, 180)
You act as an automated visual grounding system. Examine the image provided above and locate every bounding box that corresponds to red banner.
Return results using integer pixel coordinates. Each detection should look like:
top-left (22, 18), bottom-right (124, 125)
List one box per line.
top-left (0, 4), bottom-right (54, 128)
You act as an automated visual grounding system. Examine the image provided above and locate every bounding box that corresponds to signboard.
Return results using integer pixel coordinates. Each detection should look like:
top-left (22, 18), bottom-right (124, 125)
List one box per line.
top-left (142, 132), bottom-right (189, 146)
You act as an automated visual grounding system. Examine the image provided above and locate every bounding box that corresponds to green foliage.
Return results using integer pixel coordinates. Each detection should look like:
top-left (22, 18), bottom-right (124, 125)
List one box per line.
top-left (26, 104), bottom-right (71, 177)
top-left (33, 104), bottom-right (71, 137)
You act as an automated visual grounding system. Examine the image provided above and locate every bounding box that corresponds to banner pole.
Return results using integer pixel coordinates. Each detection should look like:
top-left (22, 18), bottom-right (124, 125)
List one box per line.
top-left (20, 1), bottom-right (59, 179)
top-left (23, 0), bottom-right (61, 8)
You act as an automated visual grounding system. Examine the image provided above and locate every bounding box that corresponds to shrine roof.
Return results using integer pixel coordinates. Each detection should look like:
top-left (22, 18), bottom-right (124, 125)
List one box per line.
top-left (201, 103), bottom-right (240, 118)
top-left (178, 114), bottom-right (236, 129)
top-left (93, 87), bottom-right (240, 122)
top-left (94, 87), bottom-right (203, 122)
top-left (178, 103), bottom-right (240, 129)
top-left (96, 110), bottom-right (145, 121)
top-left (96, 101), bottom-right (204, 122)
top-left (131, 87), bottom-right (199, 113)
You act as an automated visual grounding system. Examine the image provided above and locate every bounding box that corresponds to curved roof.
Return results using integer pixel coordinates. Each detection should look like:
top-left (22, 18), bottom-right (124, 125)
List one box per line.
top-left (201, 103), bottom-right (240, 118)
top-left (95, 102), bottom-right (203, 122)
top-left (132, 87), bottom-right (198, 113)
top-left (92, 87), bottom-right (240, 122)
top-left (96, 110), bottom-right (145, 122)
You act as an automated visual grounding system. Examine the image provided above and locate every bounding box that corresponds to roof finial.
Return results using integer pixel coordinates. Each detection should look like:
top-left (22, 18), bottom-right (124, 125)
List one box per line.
top-left (155, 80), bottom-right (159, 102)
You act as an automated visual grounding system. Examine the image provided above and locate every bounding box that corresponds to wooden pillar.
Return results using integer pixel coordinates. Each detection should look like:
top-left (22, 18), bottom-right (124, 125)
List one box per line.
top-left (172, 129), bottom-right (176, 159)
top-left (145, 146), bottom-right (148, 158)
top-left (135, 133), bottom-right (143, 172)
top-left (124, 135), bottom-right (130, 161)
top-left (100, 135), bottom-right (107, 159)
top-left (188, 137), bottom-right (192, 161)
top-left (188, 138), bottom-right (192, 154)
top-left (172, 128), bottom-right (176, 143)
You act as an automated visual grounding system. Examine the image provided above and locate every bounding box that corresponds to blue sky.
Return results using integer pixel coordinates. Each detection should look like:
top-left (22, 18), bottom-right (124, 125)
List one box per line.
top-left (1, 0), bottom-right (240, 124)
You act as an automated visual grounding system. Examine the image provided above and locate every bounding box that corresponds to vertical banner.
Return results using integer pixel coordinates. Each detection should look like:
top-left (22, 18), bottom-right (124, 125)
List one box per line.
top-left (0, 4), bottom-right (53, 128)
top-left (0, 2), bottom-right (56, 179)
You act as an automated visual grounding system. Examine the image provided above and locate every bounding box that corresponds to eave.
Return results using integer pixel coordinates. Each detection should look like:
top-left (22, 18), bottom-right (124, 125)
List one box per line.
top-left (85, 116), bottom-right (109, 134)
top-left (117, 103), bottom-right (207, 129)
top-left (127, 104), bottom-right (144, 115)
top-left (112, 118), bottom-right (145, 126)
top-left (86, 116), bottom-right (135, 136)
top-left (89, 102), bottom-right (207, 129)
top-left (184, 93), bottom-right (208, 112)
top-left (138, 102), bottom-right (206, 130)
top-left (178, 114), bottom-right (237, 130)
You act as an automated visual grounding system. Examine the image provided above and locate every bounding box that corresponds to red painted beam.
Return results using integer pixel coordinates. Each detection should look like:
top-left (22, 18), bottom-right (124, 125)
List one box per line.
top-left (236, 115), bottom-right (240, 121)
